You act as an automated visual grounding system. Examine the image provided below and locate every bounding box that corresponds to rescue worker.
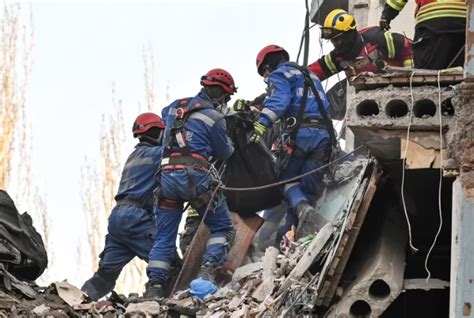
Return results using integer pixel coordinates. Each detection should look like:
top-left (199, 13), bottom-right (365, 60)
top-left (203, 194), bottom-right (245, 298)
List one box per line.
top-left (250, 44), bottom-right (333, 239)
top-left (146, 69), bottom-right (236, 299)
top-left (82, 113), bottom-right (165, 301)
top-left (380, 0), bottom-right (466, 69)
top-left (309, 9), bottom-right (413, 81)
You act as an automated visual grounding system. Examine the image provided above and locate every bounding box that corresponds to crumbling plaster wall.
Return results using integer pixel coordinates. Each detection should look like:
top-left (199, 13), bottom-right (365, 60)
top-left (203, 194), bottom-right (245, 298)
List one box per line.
top-left (448, 85), bottom-right (474, 196)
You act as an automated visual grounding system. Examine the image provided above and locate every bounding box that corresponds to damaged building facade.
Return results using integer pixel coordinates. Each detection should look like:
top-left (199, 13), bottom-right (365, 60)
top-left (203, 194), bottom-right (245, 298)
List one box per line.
top-left (1, 1), bottom-right (473, 317)
top-left (308, 0), bottom-right (474, 316)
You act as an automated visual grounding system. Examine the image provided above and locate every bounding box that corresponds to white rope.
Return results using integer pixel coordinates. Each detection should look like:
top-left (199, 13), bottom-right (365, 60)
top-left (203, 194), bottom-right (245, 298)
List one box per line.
top-left (424, 70), bottom-right (444, 282)
top-left (402, 71), bottom-right (419, 253)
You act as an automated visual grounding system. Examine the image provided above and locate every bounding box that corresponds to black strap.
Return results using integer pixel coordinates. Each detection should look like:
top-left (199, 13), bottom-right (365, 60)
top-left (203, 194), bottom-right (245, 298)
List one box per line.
top-left (163, 97), bottom-right (214, 159)
top-left (291, 64), bottom-right (337, 148)
top-left (164, 155), bottom-right (209, 169)
top-left (116, 198), bottom-right (148, 211)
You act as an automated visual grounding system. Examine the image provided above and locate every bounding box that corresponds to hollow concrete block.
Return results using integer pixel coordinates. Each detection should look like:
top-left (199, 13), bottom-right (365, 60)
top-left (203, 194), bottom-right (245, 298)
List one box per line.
top-left (326, 208), bottom-right (407, 317)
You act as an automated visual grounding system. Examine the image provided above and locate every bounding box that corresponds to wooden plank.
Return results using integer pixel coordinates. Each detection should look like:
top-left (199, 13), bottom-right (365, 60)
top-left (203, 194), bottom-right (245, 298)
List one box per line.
top-left (279, 223), bottom-right (334, 293)
top-left (224, 214), bottom-right (264, 272)
top-left (174, 213), bottom-right (263, 292)
top-left (173, 221), bottom-right (210, 292)
top-left (318, 165), bottom-right (381, 306)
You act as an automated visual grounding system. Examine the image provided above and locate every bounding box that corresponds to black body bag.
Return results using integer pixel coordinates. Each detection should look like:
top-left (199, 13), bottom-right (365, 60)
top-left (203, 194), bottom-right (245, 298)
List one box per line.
top-left (0, 190), bottom-right (48, 280)
top-left (221, 112), bottom-right (283, 216)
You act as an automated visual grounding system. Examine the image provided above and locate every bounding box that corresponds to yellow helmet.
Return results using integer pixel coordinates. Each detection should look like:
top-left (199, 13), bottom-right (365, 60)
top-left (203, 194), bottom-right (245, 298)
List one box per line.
top-left (321, 9), bottom-right (357, 39)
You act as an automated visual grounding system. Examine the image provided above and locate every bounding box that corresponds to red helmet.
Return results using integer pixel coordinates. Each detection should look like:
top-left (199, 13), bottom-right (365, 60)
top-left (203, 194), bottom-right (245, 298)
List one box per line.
top-left (256, 44), bottom-right (289, 76)
top-left (132, 112), bottom-right (165, 137)
top-left (200, 68), bottom-right (237, 94)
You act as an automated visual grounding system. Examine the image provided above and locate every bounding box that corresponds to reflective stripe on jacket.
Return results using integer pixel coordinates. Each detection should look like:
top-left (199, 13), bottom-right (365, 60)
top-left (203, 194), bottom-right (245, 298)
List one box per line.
top-left (386, 0), bottom-right (466, 24)
top-left (309, 27), bottom-right (413, 81)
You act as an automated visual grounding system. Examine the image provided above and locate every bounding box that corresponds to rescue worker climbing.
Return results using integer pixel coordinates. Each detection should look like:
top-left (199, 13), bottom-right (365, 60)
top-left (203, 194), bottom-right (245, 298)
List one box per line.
top-left (250, 44), bottom-right (333, 240)
top-left (309, 9), bottom-right (413, 81)
top-left (379, 0), bottom-right (466, 69)
top-left (146, 68), bottom-right (236, 299)
top-left (81, 113), bottom-right (165, 301)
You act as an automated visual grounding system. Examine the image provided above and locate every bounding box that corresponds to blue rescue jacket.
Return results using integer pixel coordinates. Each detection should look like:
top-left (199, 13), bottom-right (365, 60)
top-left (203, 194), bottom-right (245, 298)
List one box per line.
top-left (114, 142), bottom-right (163, 212)
top-left (258, 62), bottom-right (331, 153)
top-left (161, 91), bottom-right (234, 161)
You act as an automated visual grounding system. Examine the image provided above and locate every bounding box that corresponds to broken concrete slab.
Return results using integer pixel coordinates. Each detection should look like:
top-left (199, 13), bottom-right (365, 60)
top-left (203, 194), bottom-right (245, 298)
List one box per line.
top-left (0, 291), bottom-right (19, 309)
top-left (53, 281), bottom-right (86, 307)
top-left (125, 300), bottom-right (160, 317)
top-left (232, 262), bottom-right (263, 282)
top-left (404, 278), bottom-right (450, 290)
top-left (251, 247), bottom-right (278, 302)
top-left (327, 207), bottom-right (407, 317)
top-left (230, 304), bottom-right (249, 318)
top-left (279, 223), bottom-right (334, 293)
top-left (31, 304), bottom-right (49, 315)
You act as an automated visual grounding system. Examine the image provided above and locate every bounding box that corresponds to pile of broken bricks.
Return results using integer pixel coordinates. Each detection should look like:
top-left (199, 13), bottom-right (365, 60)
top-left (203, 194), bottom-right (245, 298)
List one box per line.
top-left (0, 222), bottom-right (336, 317)
top-left (166, 223), bottom-right (335, 318)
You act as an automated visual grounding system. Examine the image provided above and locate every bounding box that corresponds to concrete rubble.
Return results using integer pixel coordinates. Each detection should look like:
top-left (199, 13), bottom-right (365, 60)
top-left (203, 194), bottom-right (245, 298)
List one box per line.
top-left (2, 69), bottom-right (468, 316)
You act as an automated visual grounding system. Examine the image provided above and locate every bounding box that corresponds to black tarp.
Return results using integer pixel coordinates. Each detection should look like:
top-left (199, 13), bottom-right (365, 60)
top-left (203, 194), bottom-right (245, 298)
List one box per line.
top-left (0, 190), bottom-right (48, 281)
top-left (221, 112), bottom-right (283, 216)
top-left (326, 78), bottom-right (347, 121)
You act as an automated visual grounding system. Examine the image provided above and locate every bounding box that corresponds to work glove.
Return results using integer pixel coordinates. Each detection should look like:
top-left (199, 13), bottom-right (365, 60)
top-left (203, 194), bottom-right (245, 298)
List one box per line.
top-left (374, 59), bottom-right (389, 72)
top-left (250, 93), bottom-right (267, 111)
top-left (249, 122), bottom-right (266, 143)
top-left (232, 99), bottom-right (250, 112)
top-left (379, 18), bottom-right (391, 30)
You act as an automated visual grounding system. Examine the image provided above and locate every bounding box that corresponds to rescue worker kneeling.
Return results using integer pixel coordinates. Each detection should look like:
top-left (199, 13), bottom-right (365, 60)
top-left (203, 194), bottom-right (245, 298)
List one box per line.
top-left (145, 69), bottom-right (236, 299)
top-left (309, 9), bottom-right (413, 80)
top-left (82, 113), bottom-right (165, 301)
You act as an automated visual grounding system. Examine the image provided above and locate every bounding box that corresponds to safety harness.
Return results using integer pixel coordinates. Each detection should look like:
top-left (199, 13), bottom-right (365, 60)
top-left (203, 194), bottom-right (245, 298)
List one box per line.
top-left (157, 98), bottom-right (215, 210)
top-left (278, 62), bottom-right (338, 165)
top-left (161, 98), bottom-right (213, 171)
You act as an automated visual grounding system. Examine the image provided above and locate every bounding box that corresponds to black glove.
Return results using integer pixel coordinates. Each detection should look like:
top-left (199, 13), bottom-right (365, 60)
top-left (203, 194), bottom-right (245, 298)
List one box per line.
top-left (379, 17), bottom-right (391, 30)
top-left (380, 5), bottom-right (399, 31)
top-left (250, 93), bottom-right (267, 110)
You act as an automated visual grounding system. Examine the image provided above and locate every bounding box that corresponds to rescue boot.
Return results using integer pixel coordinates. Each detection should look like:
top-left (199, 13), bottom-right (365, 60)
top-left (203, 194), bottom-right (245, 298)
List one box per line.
top-left (189, 262), bottom-right (218, 299)
top-left (197, 261), bottom-right (218, 282)
top-left (143, 282), bottom-right (165, 299)
top-left (295, 201), bottom-right (329, 237)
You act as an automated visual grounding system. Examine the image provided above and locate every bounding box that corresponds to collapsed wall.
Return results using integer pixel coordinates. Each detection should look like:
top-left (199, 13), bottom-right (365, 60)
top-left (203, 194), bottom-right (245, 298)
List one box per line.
top-left (448, 83), bottom-right (474, 196)
top-left (327, 206), bottom-right (407, 317)
top-left (345, 76), bottom-right (460, 163)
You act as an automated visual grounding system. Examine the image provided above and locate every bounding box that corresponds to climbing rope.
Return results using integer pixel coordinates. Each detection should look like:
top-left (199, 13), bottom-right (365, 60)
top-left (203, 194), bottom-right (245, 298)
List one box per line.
top-left (401, 71), bottom-right (420, 253)
top-left (220, 146), bottom-right (364, 192)
top-left (424, 70), bottom-right (444, 282)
